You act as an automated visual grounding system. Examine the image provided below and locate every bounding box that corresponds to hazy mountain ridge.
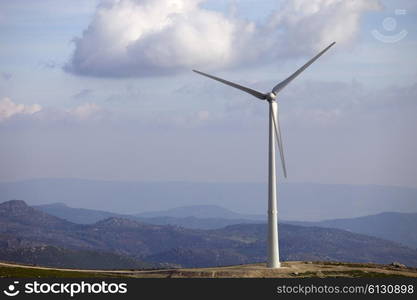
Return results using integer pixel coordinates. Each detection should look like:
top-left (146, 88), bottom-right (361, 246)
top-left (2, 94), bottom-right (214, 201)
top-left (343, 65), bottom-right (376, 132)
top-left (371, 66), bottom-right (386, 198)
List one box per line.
top-left (1, 200), bottom-right (417, 268)
top-left (2, 179), bottom-right (417, 221)
top-left (34, 202), bottom-right (264, 229)
top-left (1, 200), bottom-right (75, 229)
top-left (33, 202), bottom-right (127, 225)
top-left (34, 202), bottom-right (417, 249)
top-left (286, 212), bottom-right (417, 249)
top-left (135, 205), bottom-right (264, 220)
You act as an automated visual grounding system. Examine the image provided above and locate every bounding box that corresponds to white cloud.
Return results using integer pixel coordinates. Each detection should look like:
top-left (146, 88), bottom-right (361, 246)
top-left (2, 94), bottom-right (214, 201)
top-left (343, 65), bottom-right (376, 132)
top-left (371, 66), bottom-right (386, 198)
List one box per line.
top-left (66, 0), bottom-right (257, 77)
top-left (69, 103), bottom-right (103, 120)
top-left (66, 0), bottom-right (380, 77)
top-left (0, 98), bottom-right (104, 123)
top-left (0, 97), bottom-right (42, 121)
top-left (267, 0), bottom-right (382, 54)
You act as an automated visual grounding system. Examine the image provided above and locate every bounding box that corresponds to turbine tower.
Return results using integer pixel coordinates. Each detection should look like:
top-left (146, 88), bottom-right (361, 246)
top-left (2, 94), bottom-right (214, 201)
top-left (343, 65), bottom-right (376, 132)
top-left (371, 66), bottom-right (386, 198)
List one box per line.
top-left (193, 42), bottom-right (335, 268)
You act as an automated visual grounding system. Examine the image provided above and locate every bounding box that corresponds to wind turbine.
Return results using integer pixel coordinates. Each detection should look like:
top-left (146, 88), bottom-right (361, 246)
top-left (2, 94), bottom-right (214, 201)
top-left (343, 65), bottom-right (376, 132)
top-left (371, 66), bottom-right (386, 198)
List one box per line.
top-left (193, 42), bottom-right (335, 268)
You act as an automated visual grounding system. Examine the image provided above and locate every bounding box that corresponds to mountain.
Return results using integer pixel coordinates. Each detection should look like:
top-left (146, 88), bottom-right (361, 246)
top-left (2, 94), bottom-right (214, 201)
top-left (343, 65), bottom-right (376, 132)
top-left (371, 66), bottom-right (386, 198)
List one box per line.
top-left (1, 179), bottom-right (417, 221)
top-left (33, 203), bottom-right (129, 224)
top-left (1, 200), bottom-right (241, 260)
top-left (286, 212), bottom-right (417, 249)
top-left (135, 216), bottom-right (263, 230)
top-left (136, 205), bottom-right (264, 220)
top-left (1, 200), bottom-right (417, 269)
top-left (147, 222), bottom-right (417, 268)
top-left (0, 200), bottom-right (73, 229)
top-left (34, 203), bottom-right (264, 229)
top-left (212, 224), bottom-right (417, 267)
top-left (0, 200), bottom-right (153, 269)
top-left (30, 202), bottom-right (417, 249)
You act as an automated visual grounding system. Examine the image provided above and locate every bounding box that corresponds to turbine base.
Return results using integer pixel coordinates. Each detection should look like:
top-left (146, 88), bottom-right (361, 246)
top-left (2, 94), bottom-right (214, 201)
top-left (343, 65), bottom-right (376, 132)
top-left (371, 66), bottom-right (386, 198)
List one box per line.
top-left (267, 262), bottom-right (281, 269)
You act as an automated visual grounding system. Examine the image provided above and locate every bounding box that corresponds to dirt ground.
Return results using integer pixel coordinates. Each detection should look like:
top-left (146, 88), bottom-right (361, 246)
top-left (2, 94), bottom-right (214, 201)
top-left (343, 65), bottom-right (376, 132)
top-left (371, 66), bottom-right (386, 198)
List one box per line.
top-left (118, 261), bottom-right (417, 278)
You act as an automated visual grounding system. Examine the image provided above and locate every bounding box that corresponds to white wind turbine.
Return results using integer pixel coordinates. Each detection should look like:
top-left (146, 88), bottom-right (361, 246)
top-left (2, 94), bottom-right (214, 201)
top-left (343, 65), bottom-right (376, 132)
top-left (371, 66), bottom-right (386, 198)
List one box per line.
top-left (193, 42), bottom-right (335, 268)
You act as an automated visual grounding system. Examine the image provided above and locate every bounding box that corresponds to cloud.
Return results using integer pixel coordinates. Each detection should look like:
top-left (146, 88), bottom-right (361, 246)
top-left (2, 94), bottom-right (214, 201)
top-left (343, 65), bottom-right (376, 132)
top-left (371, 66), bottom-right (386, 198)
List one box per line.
top-left (66, 0), bottom-right (257, 77)
top-left (33, 103), bottom-right (105, 122)
top-left (69, 103), bottom-right (103, 120)
top-left (0, 98), bottom-right (104, 123)
top-left (0, 97), bottom-right (42, 121)
top-left (65, 0), bottom-right (380, 77)
top-left (267, 0), bottom-right (382, 55)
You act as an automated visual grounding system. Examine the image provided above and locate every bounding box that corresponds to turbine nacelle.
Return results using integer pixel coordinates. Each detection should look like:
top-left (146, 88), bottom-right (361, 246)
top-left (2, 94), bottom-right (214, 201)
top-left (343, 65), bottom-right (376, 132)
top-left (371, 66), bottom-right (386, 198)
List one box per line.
top-left (266, 92), bottom-right (277, 101)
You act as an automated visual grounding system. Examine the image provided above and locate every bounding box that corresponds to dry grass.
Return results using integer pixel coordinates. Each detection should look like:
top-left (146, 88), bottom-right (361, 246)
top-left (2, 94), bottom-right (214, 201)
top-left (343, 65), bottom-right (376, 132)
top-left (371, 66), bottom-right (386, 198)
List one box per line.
top-left (1, 261), bottom-right (416, 278)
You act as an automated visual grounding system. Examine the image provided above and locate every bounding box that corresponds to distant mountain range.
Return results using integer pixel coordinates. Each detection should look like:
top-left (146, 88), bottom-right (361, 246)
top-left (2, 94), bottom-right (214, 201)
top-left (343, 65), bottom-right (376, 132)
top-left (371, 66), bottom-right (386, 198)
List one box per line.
top-left (135, 205), bottom-right (264, 220)
top-left (34, 203), bottom-right (264, 230)
top-left (286, 212), bottom-right (417, 249)
top-left (34, 202), bottom-right (417, 249)
top-left (0, 200), bottom-right (152, 269)
top-left (1, 178), bottom-right (417, 221)
top-left (1, 200), bottom-right (417, 269)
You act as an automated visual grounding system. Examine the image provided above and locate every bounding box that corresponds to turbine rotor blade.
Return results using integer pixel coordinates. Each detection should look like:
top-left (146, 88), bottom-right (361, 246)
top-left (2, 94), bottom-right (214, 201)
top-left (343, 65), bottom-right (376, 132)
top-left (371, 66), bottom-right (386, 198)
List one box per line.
top-left (270, 105), bottom-right (287, 178)
top-left (193, 70), bottom-right (267, 100)
top-left (272, 42), bottom-right (336, 95)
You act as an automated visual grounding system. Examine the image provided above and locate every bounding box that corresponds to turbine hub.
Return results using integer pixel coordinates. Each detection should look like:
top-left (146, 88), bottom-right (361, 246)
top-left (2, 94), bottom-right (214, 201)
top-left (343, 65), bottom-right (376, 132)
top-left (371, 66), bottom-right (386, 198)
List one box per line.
top-left (266, 92), bottom-right (277, 101)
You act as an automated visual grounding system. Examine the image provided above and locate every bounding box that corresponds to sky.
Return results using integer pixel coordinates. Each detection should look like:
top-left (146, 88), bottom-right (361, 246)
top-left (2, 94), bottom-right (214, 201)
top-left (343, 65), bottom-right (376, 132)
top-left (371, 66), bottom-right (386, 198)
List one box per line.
top-left (0, 0), bottom-right (416, 188)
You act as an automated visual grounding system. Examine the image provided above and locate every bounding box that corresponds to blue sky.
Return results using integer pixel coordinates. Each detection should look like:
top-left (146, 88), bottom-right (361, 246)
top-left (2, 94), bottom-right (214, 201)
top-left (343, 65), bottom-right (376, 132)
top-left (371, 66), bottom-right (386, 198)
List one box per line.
top-left (0, 0), bottom-right (416, 188)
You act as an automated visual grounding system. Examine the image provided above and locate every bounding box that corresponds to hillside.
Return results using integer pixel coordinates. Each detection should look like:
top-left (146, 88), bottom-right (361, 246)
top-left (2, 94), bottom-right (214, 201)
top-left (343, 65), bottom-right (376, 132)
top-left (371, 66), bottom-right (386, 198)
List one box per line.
top-left (1, 200), bottom-right (417, 269)
top-left (34, 202), bottom-right (263, 229)
top-left (0, 242), bottom-right (151, 270)
top-left (0, 200), bottom-right (74, 230)
top-left (286, 212), bottom-right (417, 249)
top-left (34, 203), bottom-right (417, 248)
top-left (32, 203), bottom-right (128, 224)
